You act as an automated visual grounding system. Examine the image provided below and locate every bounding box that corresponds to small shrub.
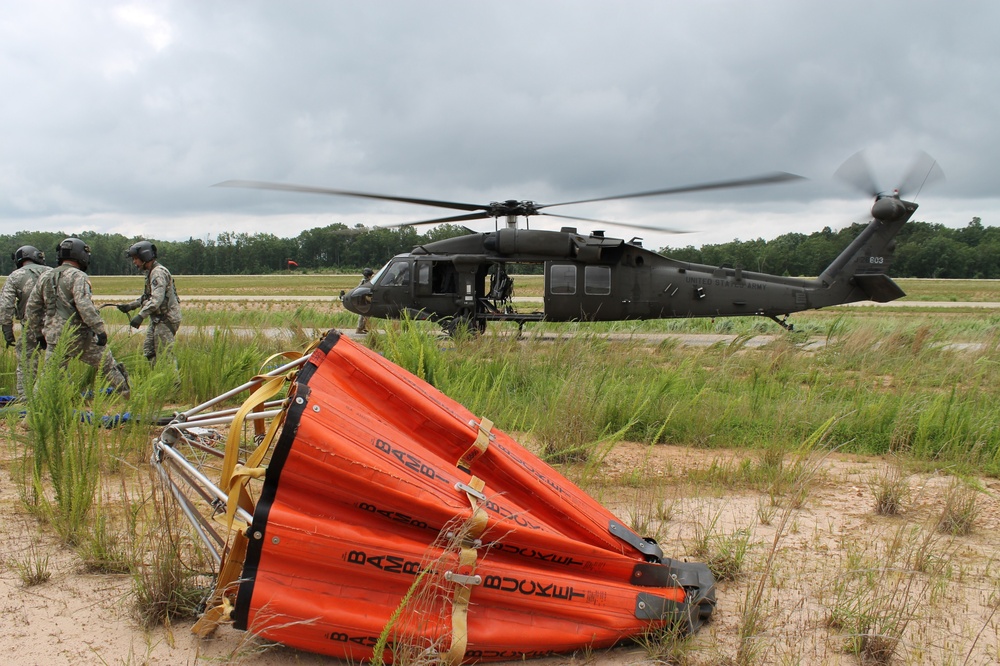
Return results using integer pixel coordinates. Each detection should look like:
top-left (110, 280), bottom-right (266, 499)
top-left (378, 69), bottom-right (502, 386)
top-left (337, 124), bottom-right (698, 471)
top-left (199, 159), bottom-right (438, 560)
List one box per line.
top-left (690, 512), bottom-right (754, 581)
top-left (828, 524), bottom-right (949, 666)
top-left (635, 618), bottom-right (692, 664)
top-left (80, 503), bottom-right (133, 574)
top-left (756, 495), bottom-right (778, 525)
top-left (937, 479), bottom-right (979, 536)
top-left (706, 528), bottom-right (753, 582)
top-left (11, 542), bottom-right (51, 587)
top-left (867, 464), bottom-right (910, 516)
top-left (130, 483), bottom-right (209, 628)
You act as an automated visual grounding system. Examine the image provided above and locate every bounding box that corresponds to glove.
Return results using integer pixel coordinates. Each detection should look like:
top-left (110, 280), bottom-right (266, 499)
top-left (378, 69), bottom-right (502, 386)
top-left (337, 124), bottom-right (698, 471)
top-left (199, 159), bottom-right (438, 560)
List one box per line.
top-left (38, 336), bottom-right (47, 350)
top-left (95, 331), bottom-right (108, 347)
top-left (129, 314), bottom-right (144, 329)
top-left (2, 323), bottom-right (14, 348)
top-left (117, 304), bottom-right (133, 314)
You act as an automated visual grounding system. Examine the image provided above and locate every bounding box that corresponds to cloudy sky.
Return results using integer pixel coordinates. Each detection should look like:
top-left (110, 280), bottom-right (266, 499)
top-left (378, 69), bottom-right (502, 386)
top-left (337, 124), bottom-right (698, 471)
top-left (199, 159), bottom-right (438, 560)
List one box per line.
top-left (2, 1), bottom-right (997, 249)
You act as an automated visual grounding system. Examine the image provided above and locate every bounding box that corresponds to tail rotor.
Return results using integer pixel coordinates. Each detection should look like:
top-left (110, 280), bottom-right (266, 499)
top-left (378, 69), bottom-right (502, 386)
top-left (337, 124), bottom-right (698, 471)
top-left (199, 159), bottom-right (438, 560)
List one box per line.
top-left (835, 149), bottom-right (944, 201)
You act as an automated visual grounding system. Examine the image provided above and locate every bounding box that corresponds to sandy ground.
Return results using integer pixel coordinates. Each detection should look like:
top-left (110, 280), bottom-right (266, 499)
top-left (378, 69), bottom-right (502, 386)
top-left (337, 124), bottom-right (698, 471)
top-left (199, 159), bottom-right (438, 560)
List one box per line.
top-left (2, 441), bottom-right (998, 666)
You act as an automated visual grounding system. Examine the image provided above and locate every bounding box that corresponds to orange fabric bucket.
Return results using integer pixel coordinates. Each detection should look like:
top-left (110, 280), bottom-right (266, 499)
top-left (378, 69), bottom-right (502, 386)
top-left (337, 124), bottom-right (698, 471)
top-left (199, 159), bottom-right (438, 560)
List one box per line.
top-left (231, 331), bottom-right (714, 662)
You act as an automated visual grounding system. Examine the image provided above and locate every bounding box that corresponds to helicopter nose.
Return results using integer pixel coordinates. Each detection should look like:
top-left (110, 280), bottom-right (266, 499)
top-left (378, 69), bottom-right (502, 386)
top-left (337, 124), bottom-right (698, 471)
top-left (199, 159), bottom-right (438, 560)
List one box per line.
top-left (343, 286), bottom-right (373, 314)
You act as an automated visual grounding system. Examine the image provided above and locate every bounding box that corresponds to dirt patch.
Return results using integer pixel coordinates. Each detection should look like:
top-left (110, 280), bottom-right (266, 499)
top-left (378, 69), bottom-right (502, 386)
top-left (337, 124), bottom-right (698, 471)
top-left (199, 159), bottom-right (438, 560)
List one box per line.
top-left (2, 441), bottom-right (997, 665)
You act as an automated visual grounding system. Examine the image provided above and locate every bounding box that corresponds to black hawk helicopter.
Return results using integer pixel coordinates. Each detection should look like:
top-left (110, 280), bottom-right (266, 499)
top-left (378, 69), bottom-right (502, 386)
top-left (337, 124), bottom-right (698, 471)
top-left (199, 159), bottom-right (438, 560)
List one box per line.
top-left (217, 152), bottom-right (941, 335)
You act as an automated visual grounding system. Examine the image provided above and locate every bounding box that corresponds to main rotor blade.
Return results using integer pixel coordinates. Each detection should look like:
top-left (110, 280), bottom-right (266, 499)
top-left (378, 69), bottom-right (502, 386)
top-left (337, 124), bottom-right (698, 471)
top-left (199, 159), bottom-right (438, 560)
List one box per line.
top-left (539, 172), bottom-right (805, 209)
top-left (213, 180), bottom-right (486, 212)
top-left (898, 151), bottom-right (944, 199)
top-left (834, 151), bottom-right (879, 197)
top-left (390, 212), bottom-right (493, 227)
top-left (539, 212), bottom-right (687, 234)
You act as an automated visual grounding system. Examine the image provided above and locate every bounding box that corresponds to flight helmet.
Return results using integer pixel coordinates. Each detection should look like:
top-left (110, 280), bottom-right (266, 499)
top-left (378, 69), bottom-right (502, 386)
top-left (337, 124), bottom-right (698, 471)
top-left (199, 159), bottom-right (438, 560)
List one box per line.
top-left (56, 238), bottom-right (92, 271)
top-left (12, 245), bottom-right (45, 268)
top-left (127, 240), bottom-right (157, 263)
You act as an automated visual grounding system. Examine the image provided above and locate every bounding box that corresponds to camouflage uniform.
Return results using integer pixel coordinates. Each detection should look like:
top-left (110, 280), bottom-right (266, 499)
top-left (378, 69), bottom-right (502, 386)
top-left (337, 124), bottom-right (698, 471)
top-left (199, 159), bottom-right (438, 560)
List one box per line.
top-left (355, 269), bottom-right (375, 334)
top-left (124, 261), bottom-right (181, 365)
top-left (0, 262), bottom-right (50, 399)
top-left (25, 264), bottom-right (130, 396)
top-left (355, 275), bottom-right (373, 333)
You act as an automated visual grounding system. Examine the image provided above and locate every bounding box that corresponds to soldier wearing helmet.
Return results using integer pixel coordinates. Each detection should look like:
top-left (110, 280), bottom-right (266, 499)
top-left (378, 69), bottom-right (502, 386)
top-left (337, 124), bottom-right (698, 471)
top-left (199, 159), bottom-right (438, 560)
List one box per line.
top-left (25, 238), bottom-right (130, 398)
top-left (355, 267), bottom-right (375, 334)
top-left (1, 245), bottom-right (51, 400)
top-left (119, 240), bottom-right (181, 367)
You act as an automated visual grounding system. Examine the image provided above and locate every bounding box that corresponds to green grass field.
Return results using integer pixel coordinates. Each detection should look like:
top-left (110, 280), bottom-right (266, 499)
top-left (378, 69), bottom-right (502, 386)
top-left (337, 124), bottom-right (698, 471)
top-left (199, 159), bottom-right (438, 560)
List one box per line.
top-left (78, 273), bottom-right (1000, 301)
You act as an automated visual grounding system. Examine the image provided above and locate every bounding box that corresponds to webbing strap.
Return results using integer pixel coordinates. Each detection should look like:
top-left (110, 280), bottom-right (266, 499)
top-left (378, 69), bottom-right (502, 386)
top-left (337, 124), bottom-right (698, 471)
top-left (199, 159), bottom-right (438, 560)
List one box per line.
top-left (441, 476), bottom-right (488, 666)
top-left (192, 530), bottom-right (248, 636)
top-left (222, 398), bottom-right (288, 531)
top-left (219, 375), bottom-right (285, 489)
top-left (457, 417), bottom-right (493, 472)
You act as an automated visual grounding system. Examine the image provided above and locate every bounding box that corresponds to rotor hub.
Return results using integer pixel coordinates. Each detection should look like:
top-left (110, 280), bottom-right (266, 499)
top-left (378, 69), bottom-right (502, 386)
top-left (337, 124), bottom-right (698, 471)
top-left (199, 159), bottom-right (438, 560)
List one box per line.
top-left (488, 200), bottom-right (541, 218)
top-left (871, 194), bottom-right (910, 221)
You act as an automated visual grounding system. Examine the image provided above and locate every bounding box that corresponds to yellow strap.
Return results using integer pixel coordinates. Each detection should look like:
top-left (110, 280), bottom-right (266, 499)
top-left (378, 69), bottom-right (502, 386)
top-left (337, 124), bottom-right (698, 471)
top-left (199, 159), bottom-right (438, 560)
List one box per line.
top-left (457, 417), bottom-right (493, 472)
top-left (192, 596), bottom-right (234, 637)
top-left (219, 373), bottom-right (289, 494)
top-left (441, 476), bottom-right (488, 666)
top-left (259, 349), bottom-right (305, 372)
top-left (191, 530), bottom-right (248, 637)
top-left (223, 404), bottom-right (289, 530)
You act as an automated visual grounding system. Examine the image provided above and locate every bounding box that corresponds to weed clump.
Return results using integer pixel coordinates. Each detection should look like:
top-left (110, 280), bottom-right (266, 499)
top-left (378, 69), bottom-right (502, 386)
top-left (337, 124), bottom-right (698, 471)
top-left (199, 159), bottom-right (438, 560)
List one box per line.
top-left (867, 463), bottom-right (910, 516)
top-left (937, 478), bottom-right (980, 536)
top-left (828, 525), bottom-right (950, 665)
top-left (130, 482), bottom-right (211, 628)
top-left (11, 541), bottom-right (51, 587)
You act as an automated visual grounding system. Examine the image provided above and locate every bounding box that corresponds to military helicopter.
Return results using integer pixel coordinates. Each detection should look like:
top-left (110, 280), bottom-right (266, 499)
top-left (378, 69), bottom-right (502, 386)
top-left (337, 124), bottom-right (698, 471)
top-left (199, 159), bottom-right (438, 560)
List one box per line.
top-left (217, 153), bottom-right (941, 335)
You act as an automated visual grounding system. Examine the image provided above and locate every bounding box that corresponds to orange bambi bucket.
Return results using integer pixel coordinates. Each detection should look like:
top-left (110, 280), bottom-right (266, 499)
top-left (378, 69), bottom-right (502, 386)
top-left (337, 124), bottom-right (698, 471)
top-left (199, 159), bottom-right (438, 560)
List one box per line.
top-left (199, 331), bottom-right (714, 662)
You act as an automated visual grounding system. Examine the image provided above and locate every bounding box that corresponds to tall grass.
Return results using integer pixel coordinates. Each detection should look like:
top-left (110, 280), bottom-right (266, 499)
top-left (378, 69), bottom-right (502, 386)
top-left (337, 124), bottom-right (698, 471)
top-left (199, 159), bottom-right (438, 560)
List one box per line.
top-left (827, 525), bottom-right (952, 664)
top-left (5, 322), bottom-right (277, 531)
top-left (372, 314), bottom-right (445, 385)
top-left (129, 477), bottom-right (211, 628)
top-left (369, 318), bottom-right (1000, 476)
top-left (21, 334), bottom-right (108, 544)
top-left (174, 328), bottom-right (268, 404)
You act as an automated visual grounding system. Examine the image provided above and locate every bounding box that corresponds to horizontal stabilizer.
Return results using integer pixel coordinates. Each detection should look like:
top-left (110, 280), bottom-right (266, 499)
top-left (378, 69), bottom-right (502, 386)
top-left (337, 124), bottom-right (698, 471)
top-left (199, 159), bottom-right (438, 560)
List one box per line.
top-left (854, 274), bottom-right (906, 303)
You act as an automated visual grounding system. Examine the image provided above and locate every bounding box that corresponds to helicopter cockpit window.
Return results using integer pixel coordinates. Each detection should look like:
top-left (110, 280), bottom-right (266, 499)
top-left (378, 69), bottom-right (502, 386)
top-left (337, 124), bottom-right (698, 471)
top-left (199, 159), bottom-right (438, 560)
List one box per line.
top-left (550, 265), bottom-right (576, 295)
top-left (417, 262), bottom-right (431, 289)
top-left (584, 265), bottom-right (611, 295)
top-left (380, 260), bottom-right (411, 287)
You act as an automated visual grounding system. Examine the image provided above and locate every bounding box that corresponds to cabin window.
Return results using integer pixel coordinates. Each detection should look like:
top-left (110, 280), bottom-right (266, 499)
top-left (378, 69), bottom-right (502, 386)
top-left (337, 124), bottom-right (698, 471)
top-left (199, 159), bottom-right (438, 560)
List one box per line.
top-left (417, 262), bottom-right (431, 288)
top-left (585, 265), bottom-right (611, 295)
top-left (381, 261), bottom-right (411, 287)
top-left (550, 265), bottom-right (576, 295)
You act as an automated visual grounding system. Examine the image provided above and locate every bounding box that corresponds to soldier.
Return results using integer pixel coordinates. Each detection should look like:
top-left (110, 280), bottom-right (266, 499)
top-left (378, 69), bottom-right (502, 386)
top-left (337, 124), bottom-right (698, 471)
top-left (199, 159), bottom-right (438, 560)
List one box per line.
top-left (355, 267), bottom-right (374, 334)
top-left (25, 238), bottom-right (130, 398)
top-left (0, 246), bottom-right (51, 400)
top-left (118, 240), bottom-right (181, 367)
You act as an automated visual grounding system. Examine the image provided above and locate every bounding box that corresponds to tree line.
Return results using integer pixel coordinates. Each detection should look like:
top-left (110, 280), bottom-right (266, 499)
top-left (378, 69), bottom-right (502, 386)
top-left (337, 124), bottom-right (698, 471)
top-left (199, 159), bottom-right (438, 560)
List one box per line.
top-left (2, 217), bottom-right (995, 279)
top-left (660, 217), bottom-right (997, 279)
